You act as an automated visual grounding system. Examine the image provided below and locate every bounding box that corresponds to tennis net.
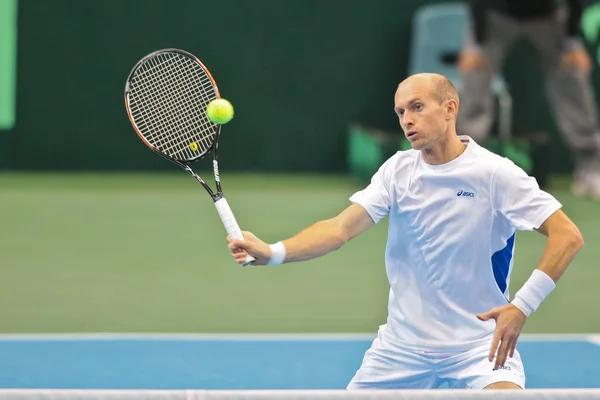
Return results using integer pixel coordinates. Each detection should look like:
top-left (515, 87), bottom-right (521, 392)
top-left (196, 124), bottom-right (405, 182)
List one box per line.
top-left (0, 390), bottom-right (599, 400)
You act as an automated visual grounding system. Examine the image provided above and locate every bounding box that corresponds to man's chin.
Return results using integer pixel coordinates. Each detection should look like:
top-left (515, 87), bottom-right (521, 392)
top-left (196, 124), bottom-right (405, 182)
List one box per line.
top-left (408, 139), bottom-right (425, 150)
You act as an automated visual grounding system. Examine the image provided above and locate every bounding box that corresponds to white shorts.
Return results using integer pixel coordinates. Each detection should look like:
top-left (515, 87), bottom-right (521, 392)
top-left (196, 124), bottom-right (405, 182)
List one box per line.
top-left (347, 336), bottom-right (525, 390)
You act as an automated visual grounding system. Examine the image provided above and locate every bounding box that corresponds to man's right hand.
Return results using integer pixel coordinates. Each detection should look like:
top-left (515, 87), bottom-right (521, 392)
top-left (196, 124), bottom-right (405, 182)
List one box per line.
top-left (457, 48), bottom-right (489, 72)
top-left (227, 231), bottom-right (271, 265)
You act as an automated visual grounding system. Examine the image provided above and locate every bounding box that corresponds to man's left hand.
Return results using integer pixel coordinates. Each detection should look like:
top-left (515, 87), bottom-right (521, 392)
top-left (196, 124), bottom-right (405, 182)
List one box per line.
top-left (477, 304), bottom-right (527, 370)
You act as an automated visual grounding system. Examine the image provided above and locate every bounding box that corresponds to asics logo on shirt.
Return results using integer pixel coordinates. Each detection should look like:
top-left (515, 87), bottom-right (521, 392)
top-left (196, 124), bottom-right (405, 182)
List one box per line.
top-left (456, 190), bottom-right (475, 197)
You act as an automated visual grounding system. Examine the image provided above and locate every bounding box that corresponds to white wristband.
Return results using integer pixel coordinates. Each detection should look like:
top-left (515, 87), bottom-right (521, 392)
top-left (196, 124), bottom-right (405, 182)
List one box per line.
top-left (511, 269), bottom-right (556, 317)
top-left (266, 241), bottom-right (286, 266)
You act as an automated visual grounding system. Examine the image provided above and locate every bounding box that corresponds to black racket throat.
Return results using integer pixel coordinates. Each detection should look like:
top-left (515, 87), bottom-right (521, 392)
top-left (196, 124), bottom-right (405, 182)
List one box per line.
top-left (164, 147), bottom-right (225, 202)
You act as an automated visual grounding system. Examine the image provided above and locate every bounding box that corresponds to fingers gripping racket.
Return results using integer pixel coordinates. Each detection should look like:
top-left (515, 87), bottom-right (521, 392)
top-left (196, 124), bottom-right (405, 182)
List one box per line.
top-left (124, 48), bottom-right (255, 266)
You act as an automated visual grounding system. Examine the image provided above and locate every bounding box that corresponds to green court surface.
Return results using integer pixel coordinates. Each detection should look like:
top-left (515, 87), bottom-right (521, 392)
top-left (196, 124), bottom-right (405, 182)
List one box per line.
top-left (0, 172), bottom-right (598, 334)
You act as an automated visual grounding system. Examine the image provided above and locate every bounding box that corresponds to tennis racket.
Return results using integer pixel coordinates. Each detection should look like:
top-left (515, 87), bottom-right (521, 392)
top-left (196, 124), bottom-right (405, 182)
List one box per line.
top-left (124, 48), bottom-right (255, 266)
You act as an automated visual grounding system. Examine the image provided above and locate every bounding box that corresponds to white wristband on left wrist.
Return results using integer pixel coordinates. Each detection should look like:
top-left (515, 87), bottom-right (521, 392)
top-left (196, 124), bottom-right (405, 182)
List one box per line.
top-left (510, 269), bottom-right (556, 317)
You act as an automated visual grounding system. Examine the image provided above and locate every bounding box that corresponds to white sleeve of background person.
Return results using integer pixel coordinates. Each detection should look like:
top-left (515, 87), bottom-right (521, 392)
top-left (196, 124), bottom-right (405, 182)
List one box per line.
top-left (492, 158), bottom-right (562, 230)
top-left (348, 155), bottom-right (396, 223)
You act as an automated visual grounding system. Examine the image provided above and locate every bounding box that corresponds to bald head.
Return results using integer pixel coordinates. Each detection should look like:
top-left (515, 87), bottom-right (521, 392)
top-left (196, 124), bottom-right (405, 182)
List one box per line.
top-left (393, 73), bottom-right (460, 149)
top-left (398, 73), bottom-right (459, 106)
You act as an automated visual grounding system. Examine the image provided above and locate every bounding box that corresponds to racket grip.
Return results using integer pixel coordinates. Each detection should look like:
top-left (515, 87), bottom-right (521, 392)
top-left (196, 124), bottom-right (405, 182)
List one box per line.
top-left (214, 198), bottom-right (255, 266)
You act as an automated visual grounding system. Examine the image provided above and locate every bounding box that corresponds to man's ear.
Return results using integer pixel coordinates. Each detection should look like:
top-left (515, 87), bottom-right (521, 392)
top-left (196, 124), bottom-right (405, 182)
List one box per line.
top-left (446, 99), bottom-right (459, 120)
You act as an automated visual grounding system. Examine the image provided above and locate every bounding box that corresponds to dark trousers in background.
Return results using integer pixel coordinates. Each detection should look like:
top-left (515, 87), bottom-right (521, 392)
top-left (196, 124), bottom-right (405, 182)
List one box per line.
top-left (457, 9), bottom-right (600, 178)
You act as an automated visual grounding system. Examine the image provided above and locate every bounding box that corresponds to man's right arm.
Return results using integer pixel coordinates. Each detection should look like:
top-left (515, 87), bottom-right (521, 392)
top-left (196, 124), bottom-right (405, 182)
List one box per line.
top-left (227, 203), bottom-right (375, 266)
top-left (230, 153), bottom-right (396, 266)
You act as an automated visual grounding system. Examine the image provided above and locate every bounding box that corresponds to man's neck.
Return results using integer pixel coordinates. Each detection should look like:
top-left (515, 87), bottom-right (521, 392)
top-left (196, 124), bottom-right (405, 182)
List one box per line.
top-left (421, 135), bottom-right (467, 165)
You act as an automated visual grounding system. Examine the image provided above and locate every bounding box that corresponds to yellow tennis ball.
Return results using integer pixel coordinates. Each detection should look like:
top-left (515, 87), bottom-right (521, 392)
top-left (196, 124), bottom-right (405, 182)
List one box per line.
top-left (189, 142), bottom-right (198, 151)
top-left (206, 98), bottom-right (234, 124)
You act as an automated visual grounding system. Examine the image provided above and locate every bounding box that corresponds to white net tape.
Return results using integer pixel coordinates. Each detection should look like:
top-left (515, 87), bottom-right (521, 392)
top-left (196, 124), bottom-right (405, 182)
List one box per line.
top-left (0, 390), bottom-right (599, 400)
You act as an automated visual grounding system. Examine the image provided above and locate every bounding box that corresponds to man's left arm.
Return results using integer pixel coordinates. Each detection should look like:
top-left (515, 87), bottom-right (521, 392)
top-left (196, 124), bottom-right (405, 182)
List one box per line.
top-left (527, 209), bottom-right (584, 283)
top-left (506, 209), bottom-right (584, 328)
top-left (477, 159), bottom-right (584, 369)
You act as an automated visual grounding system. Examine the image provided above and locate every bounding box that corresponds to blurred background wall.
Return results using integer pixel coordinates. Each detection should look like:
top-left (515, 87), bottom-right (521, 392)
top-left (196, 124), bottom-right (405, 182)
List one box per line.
top-left (0, 0), bottom-right (588, 174)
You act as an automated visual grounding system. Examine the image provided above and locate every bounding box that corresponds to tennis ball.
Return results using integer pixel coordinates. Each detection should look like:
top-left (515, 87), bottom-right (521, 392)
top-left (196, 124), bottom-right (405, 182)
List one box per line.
top-left (206, 98), bottom-right (234, 124)
top-left (189, 142), bottom-right (198, 151)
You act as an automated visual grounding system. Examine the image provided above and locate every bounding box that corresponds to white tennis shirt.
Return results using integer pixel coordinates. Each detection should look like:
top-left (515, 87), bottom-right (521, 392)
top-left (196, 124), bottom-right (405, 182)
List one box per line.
top-left (349, 136), bottom-right (562, 352)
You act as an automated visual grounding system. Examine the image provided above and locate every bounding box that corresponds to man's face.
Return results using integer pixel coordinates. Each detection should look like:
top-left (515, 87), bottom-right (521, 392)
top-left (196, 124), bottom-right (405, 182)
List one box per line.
top-left (394, 80), bottom-right (449, 151)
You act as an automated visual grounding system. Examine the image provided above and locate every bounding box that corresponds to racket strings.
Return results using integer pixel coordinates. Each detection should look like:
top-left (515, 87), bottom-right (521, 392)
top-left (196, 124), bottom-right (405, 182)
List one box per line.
top-left (142, 59), bottom-right (212, 155)
top-left (135, 55), bottom-right (214, 156)
top-left (128, 52), bottom-right (218, 161)
top-left (131, 58), bottom-right (194, 152)
top-left (134, 55), bottom-right (214, 158)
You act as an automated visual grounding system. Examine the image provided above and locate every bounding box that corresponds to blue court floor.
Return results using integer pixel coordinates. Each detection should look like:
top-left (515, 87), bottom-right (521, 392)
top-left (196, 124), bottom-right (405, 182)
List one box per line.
top-left (0, 334), bottom-right (598, 390)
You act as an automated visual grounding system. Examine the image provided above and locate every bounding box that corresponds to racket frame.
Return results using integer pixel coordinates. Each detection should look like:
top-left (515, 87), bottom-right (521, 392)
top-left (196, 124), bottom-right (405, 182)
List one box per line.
top-left (124, 48), bottom-right (254, 265)
top-left (124, 48), bottom-right (225, 200)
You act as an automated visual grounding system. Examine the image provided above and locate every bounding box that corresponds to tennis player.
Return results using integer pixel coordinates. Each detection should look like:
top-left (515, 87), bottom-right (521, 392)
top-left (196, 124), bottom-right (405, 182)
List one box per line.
top-left (227, 73), bottom-right (584, 390)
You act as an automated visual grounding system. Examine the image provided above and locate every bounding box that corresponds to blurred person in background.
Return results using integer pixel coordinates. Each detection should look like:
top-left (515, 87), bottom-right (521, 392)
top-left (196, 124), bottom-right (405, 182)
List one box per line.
top-left (457, 0), bottom-right (600, 199)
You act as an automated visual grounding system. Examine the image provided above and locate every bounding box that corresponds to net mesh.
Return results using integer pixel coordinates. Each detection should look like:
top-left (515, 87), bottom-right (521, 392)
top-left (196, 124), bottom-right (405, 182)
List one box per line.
top-left (0, 390), bottom-right (599, 400)
top-left (127, 51), bottom-right (219, 161)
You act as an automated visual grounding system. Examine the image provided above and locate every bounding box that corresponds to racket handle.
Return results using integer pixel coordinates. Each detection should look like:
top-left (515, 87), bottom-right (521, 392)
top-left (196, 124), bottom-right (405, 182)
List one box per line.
top-left (214, 198), bottom-right (255, 266)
